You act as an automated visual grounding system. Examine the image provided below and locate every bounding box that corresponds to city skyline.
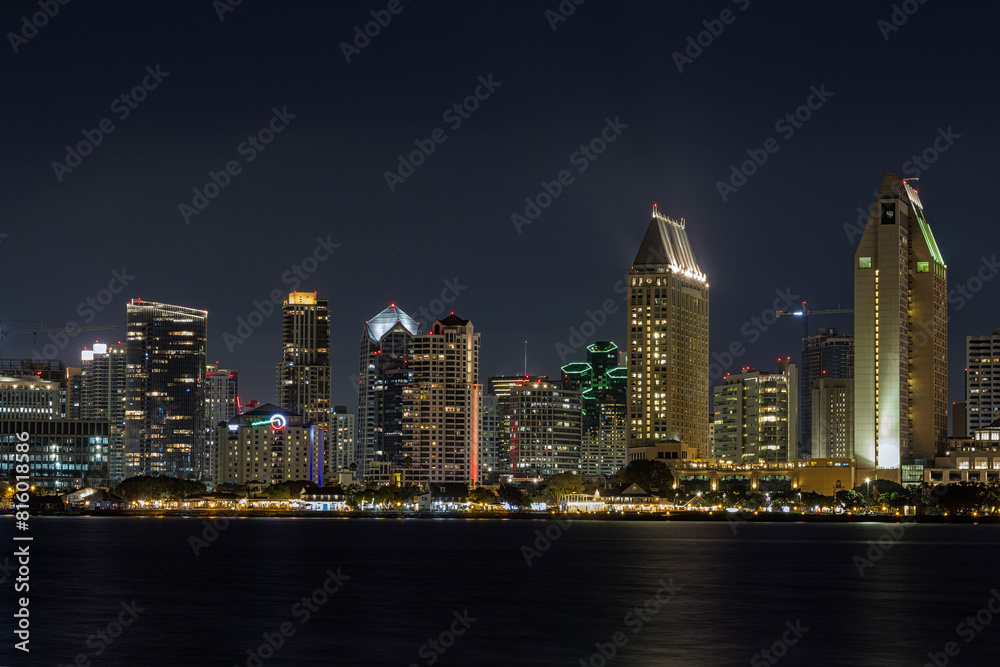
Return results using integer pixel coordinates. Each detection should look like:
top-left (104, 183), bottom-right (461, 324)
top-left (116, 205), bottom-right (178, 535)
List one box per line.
top-left (3, 2), bottom-right (998, 419)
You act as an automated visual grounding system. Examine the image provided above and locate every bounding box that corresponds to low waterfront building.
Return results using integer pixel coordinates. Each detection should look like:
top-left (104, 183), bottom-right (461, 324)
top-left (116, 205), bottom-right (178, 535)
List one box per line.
top-left (212, 404), bottom-right (324, 487)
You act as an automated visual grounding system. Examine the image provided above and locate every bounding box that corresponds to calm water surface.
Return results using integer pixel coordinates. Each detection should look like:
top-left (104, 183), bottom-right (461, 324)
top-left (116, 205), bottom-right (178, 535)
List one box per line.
top-left (3, 517), bottom-right (1000, 666)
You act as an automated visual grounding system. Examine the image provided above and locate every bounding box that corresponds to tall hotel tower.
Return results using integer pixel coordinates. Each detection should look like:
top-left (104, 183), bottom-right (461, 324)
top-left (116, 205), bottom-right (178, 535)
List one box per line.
top-left (276, 292), bottom-right (331, 439)
top-left (125, 300), bottom-right (208, 478)
top-left (357, 305), bottom-right (420, 477)
top-left (627, 206), bottom-right (710, 457)
top-left (854, 173), bottom-right (947, 476)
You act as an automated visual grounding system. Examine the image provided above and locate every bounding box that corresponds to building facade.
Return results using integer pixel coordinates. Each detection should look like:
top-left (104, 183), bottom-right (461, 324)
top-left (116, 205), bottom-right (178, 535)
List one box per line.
top-left (330, 405), bottom-right (355, 477)
top-left (712, 361), bottom-right (798, 464)
top-left (205, 365), bottom-right (238, 483)
top-left (562, 342), bottom-right (627, 477)
top-left (0, 375), bottom-right (60, 420)
top-left (276, 292), bottom-right (331, 439)
top-left (854, 174), bottom-right (947, 475)
top-left (402, 314), bottom-right (480, 484)
top-left (124, 299), bottom-right (208, 479)
top-left (0, 419), bottom-right (109, 493)
top-left (812, 378), bottom-right (854, 459)
top-left (212, 405), bottom-right (324, 487)
top-left (967, 329), bottom-right (1000, 434)
top-left (800, 328), bottom-right (853, 457)
top-left (357, 305), bottom-right (420, 478)
top-left (81, 343), bottom-right (127, 481)
top-left (509, 378), bottom-right (582, 478)
top-left (627, 206), bottom-right (710, 457)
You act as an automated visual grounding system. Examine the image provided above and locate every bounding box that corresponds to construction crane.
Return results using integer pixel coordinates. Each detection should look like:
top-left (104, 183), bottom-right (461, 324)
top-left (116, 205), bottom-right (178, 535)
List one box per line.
top-left (775, 302), bottom-right (853, 339)
top-left (0, 321), bottom-right (118, 359)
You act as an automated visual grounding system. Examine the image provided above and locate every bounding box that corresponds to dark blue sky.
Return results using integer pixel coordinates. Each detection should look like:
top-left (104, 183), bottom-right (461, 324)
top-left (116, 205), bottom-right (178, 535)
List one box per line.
top-left (2, 0), bottom-right (997, 413)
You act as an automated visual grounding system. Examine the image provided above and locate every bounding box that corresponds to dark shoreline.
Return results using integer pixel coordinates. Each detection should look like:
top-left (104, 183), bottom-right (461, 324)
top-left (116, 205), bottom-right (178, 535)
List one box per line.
top-left (6, 510), bottom-right (999, 523)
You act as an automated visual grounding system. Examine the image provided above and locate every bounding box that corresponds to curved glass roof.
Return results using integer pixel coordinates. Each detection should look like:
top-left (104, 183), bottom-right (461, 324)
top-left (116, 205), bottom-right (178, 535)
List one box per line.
top-left (365, 305), bottom-right (419, 342)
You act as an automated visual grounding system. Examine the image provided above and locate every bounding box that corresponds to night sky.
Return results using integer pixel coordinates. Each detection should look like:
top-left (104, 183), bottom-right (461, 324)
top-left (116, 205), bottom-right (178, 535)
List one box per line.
top-left (3, 0), bottom-right (998, 415)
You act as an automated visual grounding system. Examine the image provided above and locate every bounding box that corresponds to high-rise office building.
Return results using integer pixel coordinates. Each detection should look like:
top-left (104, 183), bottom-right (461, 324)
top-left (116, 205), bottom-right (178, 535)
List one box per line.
top-left (330, 405), bottom-right (355, 477)
top-left (125, 299), bottom-right (208, 479)
top-left (0, 419), bottom-right (109, 492)
top-left (627, 206), bottom-right (710, 456)
top-left (854, 174), bottom-right (947, 475)
top-left (479, 395), bottom-right (501, 482)
top-left (81, 342), bottom-right (127, 481)
top-left (487, 374), bottom-right (546, 474)
top-left (562, 342), bottom-right (627, 477)
top-left (0, 375), bottom-right (60, 420)
top-left (357, 304), bottom-right (420, 478)
top-left (205, 365), bottom-right (238, 483)
top-left (967, 329), bottom-right (1000, 434)
top-left (509, 378), bottom-right (582, 478)
top-left (402, 313), bottom-right (480, 484)
top-left (712, 360), bottom-right (798, 464)
top-left (812, 378), bottom-right (854, 459)
top-left (800, 328), bottom-right (853, 457)
top-left (276, 292), bottom-right (331, 440)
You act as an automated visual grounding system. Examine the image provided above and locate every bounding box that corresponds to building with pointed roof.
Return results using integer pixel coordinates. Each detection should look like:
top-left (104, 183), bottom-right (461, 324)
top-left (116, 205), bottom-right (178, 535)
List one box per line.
top-left (626, 206), bottom-right (710, 458)
top-left (854, 173), bottom-right (947, 478)
top-left (357, 304), bottom-right (421, 479)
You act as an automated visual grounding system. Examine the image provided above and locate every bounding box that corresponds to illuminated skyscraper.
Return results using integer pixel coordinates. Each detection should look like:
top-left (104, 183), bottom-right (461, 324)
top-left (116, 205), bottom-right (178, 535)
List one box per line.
top-left (357, 304), bottom-right (420, 478)
top-left (712, 361), bottom-right (798, 464)
top-left (402, 313), bottom-right (480, 484)
top-left (81, 342), bottom-right (127, 481)
top-left (205, 365), bottom-right (238, 481)
top-left (276, 291), bottom-right (331, 442)
top-left (125, 299), bottom-right (208, 478)
top-left (801, 328), bottom-right (853, 456)
top-left (627, 206), bottom-right (710, 457)
top-left (508, 378), bottom-right (582, 478)
top-left (966, 329), bottom-right (1000, 433)
top-left (562, 342), bottom-right (627, 477)
top-left (854, 173), bottom-right (947, 476)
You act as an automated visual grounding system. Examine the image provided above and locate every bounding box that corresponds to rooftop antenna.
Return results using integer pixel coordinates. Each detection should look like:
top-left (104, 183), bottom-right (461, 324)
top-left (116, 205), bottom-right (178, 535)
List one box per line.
top-left (523, 340), bottom-right (527, 376)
